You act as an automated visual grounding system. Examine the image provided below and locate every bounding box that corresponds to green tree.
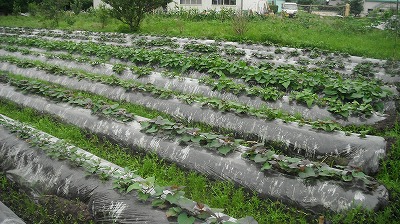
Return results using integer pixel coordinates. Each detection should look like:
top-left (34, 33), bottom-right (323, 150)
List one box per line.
top-left (101, 0), bottom-right (172, 32)
top-left (39, 0), bottom-right (68, 26)
top-left (349, 0), bottom-right (363, 16)
top-left (70, 0), bottom-right (83, 14)
top-left (97, 3), bottom-right (110, 28)
top-left (0, 0), bottom-right (16, 15)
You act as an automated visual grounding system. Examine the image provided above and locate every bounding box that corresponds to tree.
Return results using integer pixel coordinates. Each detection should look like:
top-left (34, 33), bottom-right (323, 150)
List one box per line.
top-left (71, 0), bottom-right (83, 14)
top-left (39, 0), bottom-right (68, 26)
top-left (349, 0), bottom-right (363, 16)
top-left (102, 0), bottom-right (172, 32)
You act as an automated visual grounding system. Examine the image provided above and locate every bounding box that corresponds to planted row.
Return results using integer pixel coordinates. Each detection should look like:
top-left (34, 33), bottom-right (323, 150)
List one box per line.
top-left (0, 35), bottom-right (392, 118)
top-left (0, 44), bottom-right (285, 102)
top-left (0, 55), bottom-right (351, 132)
top-left (242, 145), bottom-right (376, 188)
top-left (0, 73), bottom-right (379, 186)
top-left (2, 75), bottom-right (241, 155)
top-left (0, 115), bottom-right (255, 224)
top-left (0, 40), bottom-right (392, 118)
top-left (2, 27), bottom-right (391, 78)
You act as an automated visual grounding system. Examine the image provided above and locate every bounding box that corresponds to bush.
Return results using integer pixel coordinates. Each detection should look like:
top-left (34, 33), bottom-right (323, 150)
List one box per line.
top-left (349, 0), bottom-right (363, 16)
top-left (71, 0), bottom-right (83, 15)
top-left (270, 5), bottom-right (278, 14)
top-left (39, 0), bottom-right (68, 26)
top-left (28, 2), bottom-right (39, 16)
top-left (96, 4), bottom-right (110, 28)
top-left (232, 14), bottom-right (248, 36)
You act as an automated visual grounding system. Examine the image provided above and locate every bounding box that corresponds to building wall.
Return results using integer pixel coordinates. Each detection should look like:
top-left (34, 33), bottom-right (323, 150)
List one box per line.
top-left (93, 0), bottom-right (287, 13)
top-left (93, 0), bottom-right (102, 8)
top-left (364, 2), bottom-right (398, 14)
top-left (168, 0), bottom-right (276, 13)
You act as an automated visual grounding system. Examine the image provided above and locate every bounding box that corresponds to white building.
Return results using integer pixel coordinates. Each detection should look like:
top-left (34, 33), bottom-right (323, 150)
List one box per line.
top-left (93, 0), bottom-right (281, 13)
top-left (168, 0), bottom-right (270, 12)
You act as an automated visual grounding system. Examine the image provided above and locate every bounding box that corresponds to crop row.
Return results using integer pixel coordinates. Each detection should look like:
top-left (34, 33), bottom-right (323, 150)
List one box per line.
top-left (4, 26), bottom-right (395, 77)
top-left (0, 36), bottom-right (392, 118)
top-left (0, 27), bottom-right (128, 43)
top-left (0, 44), bottom-right (285, 102)
top-left (0, 72), bottom-right (377, 187)
top-left (0, 115), bottom-right (255, 224)
top-left (0, 44), bottom-right (384, 120)
top-left (0, 54), bottom-right (350, 132)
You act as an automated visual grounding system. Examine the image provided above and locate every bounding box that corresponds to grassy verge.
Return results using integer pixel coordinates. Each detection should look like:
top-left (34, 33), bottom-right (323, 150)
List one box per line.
top-left (0, 12), bottom-right (398, 60)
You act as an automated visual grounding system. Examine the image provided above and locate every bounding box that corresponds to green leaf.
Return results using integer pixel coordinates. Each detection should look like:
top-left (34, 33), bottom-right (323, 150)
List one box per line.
top-left (299, 167), bottom-right (316, 179)
top-left (144, 176), bottom-right (155, 186)
top-left (152, 199), bottom-right (166, 208)
top-left (177, 213), bottom-right (195, 224)
top-left (145, 126), bottom-right (158, 133)
top-left (110, 104), bottom-right (119, 109)
top-left (350, 92), bottom-right (364, 99)
top-left (166, 193), bottom-right (179, 204)
top-left (191, 135), bottom-right (203, 143)
top-left (140, 121), bottom-right (151, 129)
top-left (342, 173), bottom-right (353, 182)
top-left (180, 135), bottom-right (192, 142)
top-left (166, 207), bottom-right (182, 218)
top-left (352, 171), bottom-right (367, 179)
top-left (282, 81), bottom-right (290, 89)
top-left (208, 139), bottom-right (222, 148)
top-left (261, 162), bottom-right (272, 170)
top-left (126, 182), bottom-right (141, 193)
top-left (339, 110), bottom-right (349, 118)
top-left (253, 154), bottom-right (268, 163)
top-left (138, 191), bottom-right (150, 201)
top-left (306, 98), bottom-right (314, 108)
top-left (286, 157), bottom-right (301, 163)
top-left (217, 145), bottom-right (232, 155)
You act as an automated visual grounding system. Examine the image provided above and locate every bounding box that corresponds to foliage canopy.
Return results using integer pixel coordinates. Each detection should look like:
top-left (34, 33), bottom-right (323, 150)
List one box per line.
top-left (102, 0), bottom-right (172, 32)
top-left (349, 0), bottom-right (363, 16)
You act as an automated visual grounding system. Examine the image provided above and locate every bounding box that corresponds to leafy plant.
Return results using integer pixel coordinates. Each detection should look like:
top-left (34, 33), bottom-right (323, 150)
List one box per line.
top-left (242, 144), bottom-right (376, 187)
top-left (352, 61), bottom-right (375, 77)
top-left (112, 63), bottom-right (126, 75)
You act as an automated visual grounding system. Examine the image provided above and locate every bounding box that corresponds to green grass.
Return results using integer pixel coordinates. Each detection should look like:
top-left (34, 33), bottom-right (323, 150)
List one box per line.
top-left (141, 13), bottom-right (400, 60)
top-left (0, 12), bottom-right (398, 60)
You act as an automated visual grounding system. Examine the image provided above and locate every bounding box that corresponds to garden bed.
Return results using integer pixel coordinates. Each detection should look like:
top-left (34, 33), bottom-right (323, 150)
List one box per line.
top-left (0, 26), bottom-right (397, 221)
top-left (0, 84), bottom-right (390, 213)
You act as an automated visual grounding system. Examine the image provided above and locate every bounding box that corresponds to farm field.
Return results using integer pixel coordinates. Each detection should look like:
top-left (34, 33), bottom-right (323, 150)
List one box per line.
top-left (0, 12), bottom-right (399, 224)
